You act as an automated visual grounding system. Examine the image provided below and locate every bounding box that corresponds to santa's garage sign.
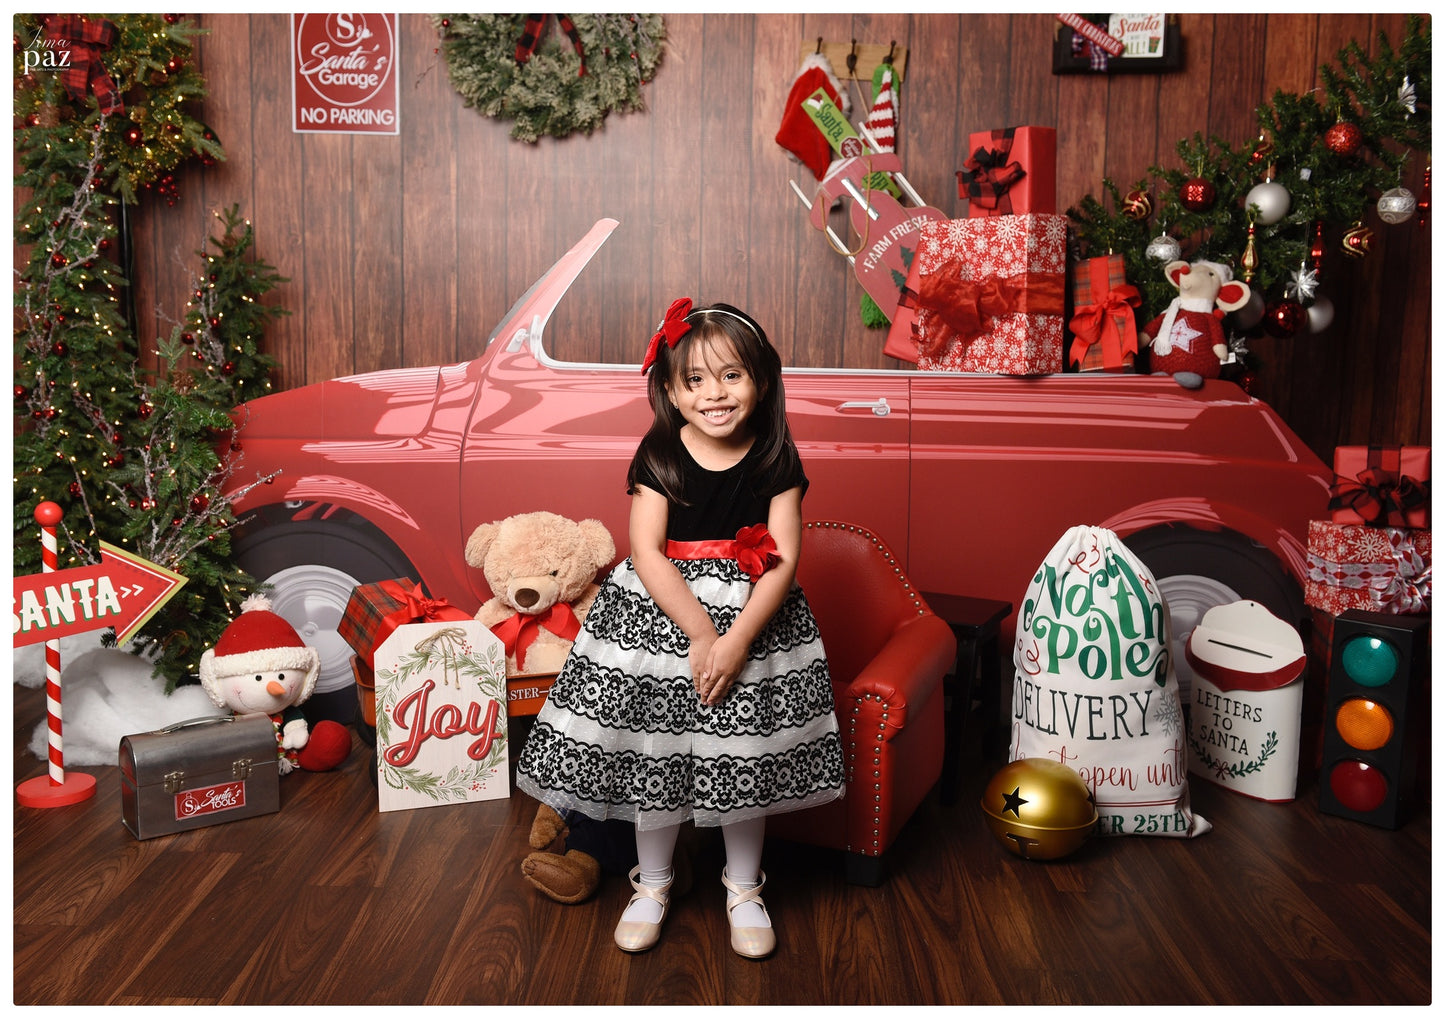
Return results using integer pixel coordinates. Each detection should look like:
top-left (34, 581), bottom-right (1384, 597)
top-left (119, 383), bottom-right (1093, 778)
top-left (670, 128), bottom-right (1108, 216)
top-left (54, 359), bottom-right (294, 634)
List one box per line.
top-left (292, 13), bottom-right (399, 135)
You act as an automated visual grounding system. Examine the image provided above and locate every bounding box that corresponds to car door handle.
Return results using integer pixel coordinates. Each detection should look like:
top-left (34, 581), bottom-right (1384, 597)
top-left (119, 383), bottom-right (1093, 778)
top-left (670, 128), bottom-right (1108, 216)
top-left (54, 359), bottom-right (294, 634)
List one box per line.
top-left (837, 398), bottom-right (891, 417)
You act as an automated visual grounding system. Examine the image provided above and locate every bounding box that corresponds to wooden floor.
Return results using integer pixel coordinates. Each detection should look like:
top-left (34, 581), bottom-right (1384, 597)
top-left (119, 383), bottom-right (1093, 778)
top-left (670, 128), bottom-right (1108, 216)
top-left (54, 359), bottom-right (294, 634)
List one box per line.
top-left (12, 680), bottom-right (1431, 1006)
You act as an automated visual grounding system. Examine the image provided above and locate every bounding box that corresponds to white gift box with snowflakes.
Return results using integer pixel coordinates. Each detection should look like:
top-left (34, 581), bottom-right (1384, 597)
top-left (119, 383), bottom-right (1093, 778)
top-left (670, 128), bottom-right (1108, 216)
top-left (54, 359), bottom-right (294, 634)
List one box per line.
top-left (373, 619), bottom-right (510, 813)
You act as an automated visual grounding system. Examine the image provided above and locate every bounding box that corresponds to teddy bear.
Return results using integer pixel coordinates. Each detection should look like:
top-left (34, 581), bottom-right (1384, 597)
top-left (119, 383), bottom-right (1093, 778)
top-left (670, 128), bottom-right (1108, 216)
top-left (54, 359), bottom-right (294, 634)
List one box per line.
top-left (523, 802), bottom-right (697, 905)
top-left (1138, 258), bottom-right (1251, 389)
top-left (198, 594), bottom-right (351, 775)
top-left (463, 510), bottom-right (616, 676)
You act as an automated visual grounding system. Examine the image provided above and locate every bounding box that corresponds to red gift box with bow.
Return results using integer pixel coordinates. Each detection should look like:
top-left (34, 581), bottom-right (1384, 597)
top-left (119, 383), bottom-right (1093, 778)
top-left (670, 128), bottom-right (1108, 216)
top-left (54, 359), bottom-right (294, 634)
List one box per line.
top-left (885, 213), bottom-right (1067, 373)
top-left (957, 126), bottom-right (1057, 218)
top-left (1068, 253), bottom-right (1140, 372)
top-left (1305, 520), bottom-right (1431, 616)
top-left (339, 578), bottom-right (472, 668)
top-left (1328, 445), bottom-right (1429, 528)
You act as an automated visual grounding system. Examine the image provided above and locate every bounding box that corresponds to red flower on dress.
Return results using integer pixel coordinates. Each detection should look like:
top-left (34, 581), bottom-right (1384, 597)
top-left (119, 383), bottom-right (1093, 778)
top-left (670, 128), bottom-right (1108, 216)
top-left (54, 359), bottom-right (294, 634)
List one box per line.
top-left (641, 297), bottom-right (693, 374)
top-left (734, 524), bottom-right (780, 581)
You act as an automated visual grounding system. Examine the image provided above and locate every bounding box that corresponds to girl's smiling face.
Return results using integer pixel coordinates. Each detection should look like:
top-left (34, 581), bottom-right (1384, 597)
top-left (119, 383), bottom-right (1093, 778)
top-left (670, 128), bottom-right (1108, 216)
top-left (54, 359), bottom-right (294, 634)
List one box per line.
top-left (667, 333), bottom-right (759, 452)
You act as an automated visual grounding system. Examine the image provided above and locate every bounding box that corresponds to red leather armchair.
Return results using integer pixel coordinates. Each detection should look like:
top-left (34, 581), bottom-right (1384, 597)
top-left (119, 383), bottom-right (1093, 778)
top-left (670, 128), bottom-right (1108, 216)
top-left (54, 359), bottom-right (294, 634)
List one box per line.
top-left (769, 521), bottom-right (956, 885)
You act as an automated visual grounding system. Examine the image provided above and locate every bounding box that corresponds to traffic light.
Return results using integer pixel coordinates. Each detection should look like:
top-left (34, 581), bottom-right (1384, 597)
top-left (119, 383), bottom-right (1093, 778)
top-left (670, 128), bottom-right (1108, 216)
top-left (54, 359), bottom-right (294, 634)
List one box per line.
top-left (1318, 610), bottom-right (1430, 829)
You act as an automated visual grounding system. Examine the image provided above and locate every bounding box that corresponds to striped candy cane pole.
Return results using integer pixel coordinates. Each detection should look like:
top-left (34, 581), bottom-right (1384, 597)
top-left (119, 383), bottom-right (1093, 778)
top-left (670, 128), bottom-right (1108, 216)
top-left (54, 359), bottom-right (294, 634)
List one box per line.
top-left (17, 502), bottom-right (97, 808)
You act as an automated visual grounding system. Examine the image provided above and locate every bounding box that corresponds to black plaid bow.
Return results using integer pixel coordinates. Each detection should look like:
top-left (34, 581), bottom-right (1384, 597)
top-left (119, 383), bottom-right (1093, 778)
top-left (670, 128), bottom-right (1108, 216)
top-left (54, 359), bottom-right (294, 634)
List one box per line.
top-left (515, 14), bottom-right (587, 77)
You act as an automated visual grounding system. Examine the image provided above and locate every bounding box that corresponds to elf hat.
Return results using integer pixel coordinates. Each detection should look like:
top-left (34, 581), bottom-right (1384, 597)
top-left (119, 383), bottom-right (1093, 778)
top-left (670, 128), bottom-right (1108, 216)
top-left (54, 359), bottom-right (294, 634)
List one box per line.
top-left (199, 594), bottom-right (320, 703)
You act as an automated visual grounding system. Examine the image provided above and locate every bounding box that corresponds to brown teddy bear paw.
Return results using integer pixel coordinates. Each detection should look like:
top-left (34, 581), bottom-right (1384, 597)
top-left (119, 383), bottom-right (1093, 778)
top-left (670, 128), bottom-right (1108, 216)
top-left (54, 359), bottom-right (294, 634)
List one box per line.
top-left (529, 803), bottom-right (569, 850)
top-left (521, 849), bottom-right (602, 904)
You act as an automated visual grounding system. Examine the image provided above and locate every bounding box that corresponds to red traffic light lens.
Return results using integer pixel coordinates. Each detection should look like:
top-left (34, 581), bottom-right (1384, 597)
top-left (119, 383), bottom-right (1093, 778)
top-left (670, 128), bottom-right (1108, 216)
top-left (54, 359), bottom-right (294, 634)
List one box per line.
top-left (1334, 698), bottom-right (1395, 751)
top-left (1340, 634), bottom-right (1399, 688)
top-left (1328, 759), bottom-right (1389, 812)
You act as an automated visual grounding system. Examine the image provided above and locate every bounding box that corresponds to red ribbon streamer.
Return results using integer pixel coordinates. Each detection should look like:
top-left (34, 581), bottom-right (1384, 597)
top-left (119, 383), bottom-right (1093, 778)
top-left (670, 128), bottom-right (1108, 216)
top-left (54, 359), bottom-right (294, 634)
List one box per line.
top-left (665, 524), bottom-right (780, 582)
top-left (489, 602), bottom-right (581, 669)
top-left (515, 14), bottom-right (587, 76)
top-left (904, 264), bottom-right (1065, 358)
top-left (44, 15), bottom-right (124, 114)
top-left (1068, 259), bottom-right (1140, 368)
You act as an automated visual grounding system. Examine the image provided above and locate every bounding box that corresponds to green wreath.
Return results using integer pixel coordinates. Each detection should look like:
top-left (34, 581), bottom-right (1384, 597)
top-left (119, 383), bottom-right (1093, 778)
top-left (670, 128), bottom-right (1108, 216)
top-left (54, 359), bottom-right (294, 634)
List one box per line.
top-left (432, 14), bottom-right (666, 142)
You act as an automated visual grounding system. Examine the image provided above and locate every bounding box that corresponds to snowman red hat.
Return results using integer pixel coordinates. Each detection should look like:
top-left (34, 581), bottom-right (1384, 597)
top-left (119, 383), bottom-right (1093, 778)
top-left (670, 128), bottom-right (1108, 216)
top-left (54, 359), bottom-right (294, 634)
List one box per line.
top-left (199, 593), bottom-right (320, 694)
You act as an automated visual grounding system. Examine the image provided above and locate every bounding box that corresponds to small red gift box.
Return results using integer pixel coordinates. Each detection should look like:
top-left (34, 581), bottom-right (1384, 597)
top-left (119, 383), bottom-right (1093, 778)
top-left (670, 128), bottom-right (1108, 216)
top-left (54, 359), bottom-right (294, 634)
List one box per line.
top-left (1305, 520), bottom-right (1431, 616)
top-left (339, 578), bottom-right (472, 668)
top-left (957, 126), bottom-right (1057, 217)
top-left (1068, 253), bottom-right (1140, 372)
top-left (1328, 445), bottom-right (1430, 528)
top-left (885, 213), bottom-right (1066, 373)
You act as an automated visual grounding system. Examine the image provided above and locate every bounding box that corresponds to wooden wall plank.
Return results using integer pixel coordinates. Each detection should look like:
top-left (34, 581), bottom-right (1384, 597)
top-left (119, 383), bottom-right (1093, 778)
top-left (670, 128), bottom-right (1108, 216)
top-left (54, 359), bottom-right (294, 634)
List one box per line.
top-left (300, 132), bottom-right (355, 382)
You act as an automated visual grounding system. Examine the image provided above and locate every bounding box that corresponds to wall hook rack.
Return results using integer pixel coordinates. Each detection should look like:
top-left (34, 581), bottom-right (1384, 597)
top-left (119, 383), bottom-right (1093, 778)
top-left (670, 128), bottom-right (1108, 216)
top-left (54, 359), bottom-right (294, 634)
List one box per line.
top-left (798, 39), bottom-right (908, 84)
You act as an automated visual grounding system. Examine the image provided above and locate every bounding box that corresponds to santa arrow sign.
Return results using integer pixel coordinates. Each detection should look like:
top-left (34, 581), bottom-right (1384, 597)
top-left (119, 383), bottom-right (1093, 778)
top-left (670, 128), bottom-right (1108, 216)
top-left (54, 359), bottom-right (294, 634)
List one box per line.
top-left (13, 541), bottom-right (187, 647)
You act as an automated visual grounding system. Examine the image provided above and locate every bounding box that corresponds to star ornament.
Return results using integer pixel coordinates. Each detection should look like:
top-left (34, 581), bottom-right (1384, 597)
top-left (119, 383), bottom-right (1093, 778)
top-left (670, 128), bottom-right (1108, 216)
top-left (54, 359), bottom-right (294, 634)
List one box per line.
top-left (1285, 266), bottom-right (1320, 302)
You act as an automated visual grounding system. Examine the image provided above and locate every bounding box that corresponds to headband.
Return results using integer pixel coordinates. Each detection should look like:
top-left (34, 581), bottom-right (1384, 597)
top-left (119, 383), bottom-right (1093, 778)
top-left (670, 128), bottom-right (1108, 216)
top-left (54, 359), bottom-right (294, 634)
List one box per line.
top-left (640, 298), bottom-right (761, 374)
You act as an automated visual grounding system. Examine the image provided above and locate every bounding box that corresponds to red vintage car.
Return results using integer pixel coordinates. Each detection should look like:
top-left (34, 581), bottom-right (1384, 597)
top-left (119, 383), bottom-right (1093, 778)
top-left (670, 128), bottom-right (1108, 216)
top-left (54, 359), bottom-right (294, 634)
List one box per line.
top-left (225, 219), bottom-right (1332, 720)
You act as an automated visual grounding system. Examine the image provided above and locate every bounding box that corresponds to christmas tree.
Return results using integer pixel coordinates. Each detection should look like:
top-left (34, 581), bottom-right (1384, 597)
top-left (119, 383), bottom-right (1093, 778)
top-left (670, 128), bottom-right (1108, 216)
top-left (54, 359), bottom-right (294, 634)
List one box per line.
top-left (14, 14), bottom-right (285, 689)
top-left (1069, 15), bottom-right (1429, 363)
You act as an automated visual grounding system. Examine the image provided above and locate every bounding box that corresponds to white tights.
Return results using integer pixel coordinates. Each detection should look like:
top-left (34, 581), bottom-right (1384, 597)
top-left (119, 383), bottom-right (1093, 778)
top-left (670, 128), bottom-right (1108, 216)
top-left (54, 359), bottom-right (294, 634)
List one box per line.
top-left (621, 816), bottom-right (769, 927)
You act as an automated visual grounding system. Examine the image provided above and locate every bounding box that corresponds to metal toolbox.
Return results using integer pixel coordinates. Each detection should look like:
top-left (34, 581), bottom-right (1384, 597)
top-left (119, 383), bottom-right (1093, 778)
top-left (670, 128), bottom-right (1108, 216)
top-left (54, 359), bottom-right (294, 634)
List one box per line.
top-left (119, 713), bottom-right (281, 840)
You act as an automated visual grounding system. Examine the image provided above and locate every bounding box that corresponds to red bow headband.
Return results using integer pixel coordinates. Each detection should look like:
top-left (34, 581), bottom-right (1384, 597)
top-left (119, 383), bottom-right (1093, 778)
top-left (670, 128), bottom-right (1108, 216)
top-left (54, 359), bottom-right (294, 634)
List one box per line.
top-left (642, 297), bottom-right (694, 374)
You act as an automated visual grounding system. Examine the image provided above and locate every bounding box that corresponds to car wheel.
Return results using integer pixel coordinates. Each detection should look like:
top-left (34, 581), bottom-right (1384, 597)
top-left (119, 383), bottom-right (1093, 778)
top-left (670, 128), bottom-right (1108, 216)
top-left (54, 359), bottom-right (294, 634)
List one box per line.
top-left (231, 508), bottom-right (418, 726)
top-left (1125, 525), bottom-right (1303, 705)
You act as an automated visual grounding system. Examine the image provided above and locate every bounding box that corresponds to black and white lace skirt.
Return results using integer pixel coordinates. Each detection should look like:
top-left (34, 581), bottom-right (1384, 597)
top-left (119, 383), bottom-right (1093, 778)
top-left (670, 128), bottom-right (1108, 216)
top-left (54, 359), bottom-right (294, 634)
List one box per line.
top-left (515, 556), bottom-right (845, 830)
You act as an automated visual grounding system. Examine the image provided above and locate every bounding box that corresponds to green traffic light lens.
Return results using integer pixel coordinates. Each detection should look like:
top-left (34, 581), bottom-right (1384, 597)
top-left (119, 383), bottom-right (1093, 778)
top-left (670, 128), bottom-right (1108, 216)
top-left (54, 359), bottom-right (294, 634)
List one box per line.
top-left (1340, 634), bottom-right (1398, 688)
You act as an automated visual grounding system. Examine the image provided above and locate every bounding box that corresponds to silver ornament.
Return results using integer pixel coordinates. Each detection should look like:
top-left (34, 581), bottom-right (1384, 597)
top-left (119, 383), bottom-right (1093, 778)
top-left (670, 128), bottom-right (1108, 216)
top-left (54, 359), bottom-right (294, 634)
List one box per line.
top-left (1399, 76), bottom-right (1417, 115)
top-left (1145, 233), bottom-right (1182, 262)
top-left (1285, 266), bottom-right (1320, 302)
top-left (1234, 291), bottom-right (1265, 330)
top-left (1245, 181), bottom-right (1291, 226)
top-left (1377, 186), bottom-right (1418, 225)
top-left (1307, 296), bottom-right (1335, 333)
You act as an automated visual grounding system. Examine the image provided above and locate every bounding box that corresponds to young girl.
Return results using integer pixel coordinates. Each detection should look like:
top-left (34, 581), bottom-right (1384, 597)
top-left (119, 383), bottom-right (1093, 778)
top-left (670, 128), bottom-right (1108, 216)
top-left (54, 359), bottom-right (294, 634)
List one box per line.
top-left (516, 298), bottom-right (844, 959)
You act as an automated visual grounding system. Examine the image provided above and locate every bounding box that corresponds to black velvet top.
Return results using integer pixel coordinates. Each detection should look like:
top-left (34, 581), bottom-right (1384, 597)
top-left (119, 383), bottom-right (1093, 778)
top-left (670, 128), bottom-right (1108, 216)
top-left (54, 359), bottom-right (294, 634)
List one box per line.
top-left (632, 442), bottom-right (808, 542)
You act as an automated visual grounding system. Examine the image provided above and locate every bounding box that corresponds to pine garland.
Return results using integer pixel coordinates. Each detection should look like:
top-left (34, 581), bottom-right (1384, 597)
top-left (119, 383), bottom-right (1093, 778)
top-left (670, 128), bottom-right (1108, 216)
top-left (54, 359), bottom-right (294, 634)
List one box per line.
top-left (1069, 16), bottom-right (1430, 337)
top-left (432, 14), bottom-right (665, 142)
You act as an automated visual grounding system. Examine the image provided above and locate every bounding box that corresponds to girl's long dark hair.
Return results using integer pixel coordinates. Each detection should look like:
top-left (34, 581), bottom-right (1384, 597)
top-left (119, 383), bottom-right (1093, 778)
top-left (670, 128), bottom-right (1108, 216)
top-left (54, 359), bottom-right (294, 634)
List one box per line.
top-left (627, 302), bottom-right (801, 506)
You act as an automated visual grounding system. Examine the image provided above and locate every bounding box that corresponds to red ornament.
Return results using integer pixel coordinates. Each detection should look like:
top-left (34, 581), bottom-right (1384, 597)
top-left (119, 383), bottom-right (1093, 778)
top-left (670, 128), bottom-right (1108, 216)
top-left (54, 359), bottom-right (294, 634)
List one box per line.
top-left (52, 341), bottom-right (67, 357)
top-left (166, 57), bottom-right (183, 75)
top-left (164, 14), bottom-right (180, 24)
top-left (1248, 133), bottom-right (1273, 166)
top-left (1419, 163), bottom-right (1431, 228)
top-left (68, 481), bottom-right (83, 498)
top-left (1325, 121), bottom-right (1363, 157)
top-left (1180, 177), bottom-right (1216, 211)
top-left (1308, 220), bottom-right (1326, 270)
top-left (1341, 220), bottom-right (1373, 258)
top-left (50, 252), bottom-right (68, 268)
top-left (181, 331), bottom-right (195, 344)
top-left (1262, 299), bottom-right (1307, 338)
top-left (14, 385), bottom-right (27, 399)
top-left (123, 126), bottom-right (143, 147)
top-left (137, 401), bottom-right (153, 419)
top-left (221, 361), bottom-right (236, 375)
top-left (190, 494), bottom-right (210, 514)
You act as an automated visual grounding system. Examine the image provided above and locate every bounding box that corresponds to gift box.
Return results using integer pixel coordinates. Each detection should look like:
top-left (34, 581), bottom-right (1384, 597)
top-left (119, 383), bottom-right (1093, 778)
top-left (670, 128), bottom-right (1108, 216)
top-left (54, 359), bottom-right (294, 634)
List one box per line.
top-left (1328, 445), bottom-right (1430, 528)
top-left (339, 578), bottom-right (472, 668)
top-left (1305, 520), bottom-right (1431, 616)
top-left (885, 213), bottom-right (1066, 373)
top-left (957, 126), bottom-right (1057, 217)
top-left (1068, 253), bottom-right (1140, 372)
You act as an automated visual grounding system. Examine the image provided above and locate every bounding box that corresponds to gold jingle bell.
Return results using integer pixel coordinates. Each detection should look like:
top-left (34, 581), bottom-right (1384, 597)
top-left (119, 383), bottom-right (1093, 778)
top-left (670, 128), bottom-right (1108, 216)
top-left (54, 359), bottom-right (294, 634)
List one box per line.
top-left (981, 758), bottom-right (1097, 861)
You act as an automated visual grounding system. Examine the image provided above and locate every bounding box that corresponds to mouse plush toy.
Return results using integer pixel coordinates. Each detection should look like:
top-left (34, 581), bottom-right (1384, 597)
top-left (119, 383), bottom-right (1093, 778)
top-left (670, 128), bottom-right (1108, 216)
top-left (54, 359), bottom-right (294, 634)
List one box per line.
top-left (1139, 259), bottom-right (1251, 389)
top-left (199, 594), bottom-right (351, 775)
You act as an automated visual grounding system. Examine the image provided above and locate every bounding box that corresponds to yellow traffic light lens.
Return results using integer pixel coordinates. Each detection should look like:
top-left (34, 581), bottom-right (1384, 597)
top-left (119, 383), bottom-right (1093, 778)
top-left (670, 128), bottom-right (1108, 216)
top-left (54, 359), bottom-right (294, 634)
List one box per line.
top-left (1334, 697), bottom-right (1394, 750)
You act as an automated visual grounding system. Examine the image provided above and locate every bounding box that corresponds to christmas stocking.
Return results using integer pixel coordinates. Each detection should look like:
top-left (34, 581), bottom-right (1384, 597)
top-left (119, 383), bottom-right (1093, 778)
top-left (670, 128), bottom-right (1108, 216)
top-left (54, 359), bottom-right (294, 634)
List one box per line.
top-left (775, 52), bottom-right (850, 180)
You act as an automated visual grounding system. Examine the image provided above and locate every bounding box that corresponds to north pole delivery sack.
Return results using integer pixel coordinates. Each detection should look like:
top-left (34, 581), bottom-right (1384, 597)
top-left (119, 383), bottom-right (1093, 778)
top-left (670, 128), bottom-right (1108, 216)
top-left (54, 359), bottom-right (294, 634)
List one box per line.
top-left (1011, 525), bottom-right (1211, 837)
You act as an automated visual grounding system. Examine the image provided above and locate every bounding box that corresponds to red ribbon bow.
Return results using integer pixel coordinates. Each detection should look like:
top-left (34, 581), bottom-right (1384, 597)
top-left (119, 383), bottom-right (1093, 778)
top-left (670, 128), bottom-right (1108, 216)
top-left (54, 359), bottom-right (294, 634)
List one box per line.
top-left (904, 262), bottom-right (1065, 358)
top-left (44, 15), bottom-right (124, 114)
top-left (641, 297), bottom-right (693, 374)
top-left (1068, 277), bottom-right (1141, 369)
top-left (733, 524), bottom-right (781, 581)
top-left (489, 602), bottom-right (581, 670)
